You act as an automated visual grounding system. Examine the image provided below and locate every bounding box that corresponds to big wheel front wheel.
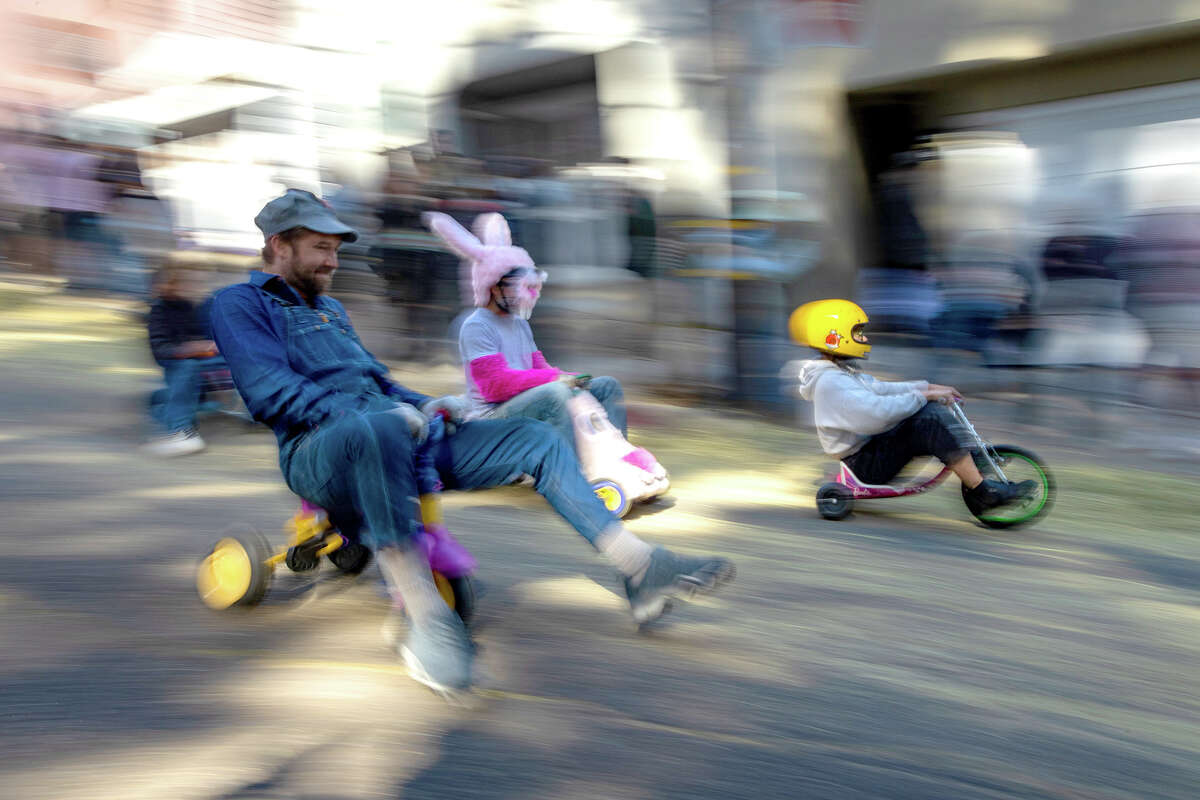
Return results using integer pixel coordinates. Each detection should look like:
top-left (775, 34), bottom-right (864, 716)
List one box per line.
top-left (964, 445), bottom-right (1054, 529)
top-left (196, 524), bottom-right (274, 609)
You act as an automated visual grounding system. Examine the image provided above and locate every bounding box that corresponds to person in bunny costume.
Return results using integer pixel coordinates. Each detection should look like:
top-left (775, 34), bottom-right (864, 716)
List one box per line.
top-left (211, 190), bottom-right (736, 699)
top-left (426, 211), bottom-right (664, 479)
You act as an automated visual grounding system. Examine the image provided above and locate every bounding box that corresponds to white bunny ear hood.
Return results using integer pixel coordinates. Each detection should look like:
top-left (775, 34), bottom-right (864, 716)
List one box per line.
top-left (423, 211), bottom-right (536, 307)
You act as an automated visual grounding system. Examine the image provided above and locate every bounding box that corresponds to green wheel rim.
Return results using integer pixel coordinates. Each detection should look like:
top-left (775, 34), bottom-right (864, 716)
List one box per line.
top-left (977, 452), bottom-right (1049, 524)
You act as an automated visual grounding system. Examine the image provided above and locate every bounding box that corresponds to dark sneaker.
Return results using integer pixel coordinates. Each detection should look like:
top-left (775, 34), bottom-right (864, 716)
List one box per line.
top-left (965, 479), bottom-right (1038, 516)
top-left (398, 609), bottom-right (474, 695)
top-left (623, 547), bottom-right (736, 624)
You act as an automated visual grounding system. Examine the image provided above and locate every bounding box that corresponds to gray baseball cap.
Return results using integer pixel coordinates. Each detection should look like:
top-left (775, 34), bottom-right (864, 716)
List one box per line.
top-left (254, 188), bottom-right (358, 243)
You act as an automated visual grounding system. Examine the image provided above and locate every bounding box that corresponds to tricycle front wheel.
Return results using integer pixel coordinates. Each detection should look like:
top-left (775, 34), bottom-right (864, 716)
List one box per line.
top-left (196, 524), bottom-right (274, 609)
top-left (963, 445), bottom-right (1054, 529)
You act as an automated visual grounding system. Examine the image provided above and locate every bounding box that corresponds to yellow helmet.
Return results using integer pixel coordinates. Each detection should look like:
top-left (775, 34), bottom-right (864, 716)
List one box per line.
top-left (789, 299), bottom-right (871, 359)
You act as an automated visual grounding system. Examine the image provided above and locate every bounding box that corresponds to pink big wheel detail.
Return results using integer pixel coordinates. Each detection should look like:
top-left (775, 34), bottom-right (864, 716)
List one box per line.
top-left (622, 447), bottom-right (657, 472)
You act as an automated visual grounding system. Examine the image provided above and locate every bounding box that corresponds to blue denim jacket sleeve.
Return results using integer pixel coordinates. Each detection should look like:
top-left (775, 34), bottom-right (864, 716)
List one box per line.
top-left (211, 284), bottom-right (364, 432)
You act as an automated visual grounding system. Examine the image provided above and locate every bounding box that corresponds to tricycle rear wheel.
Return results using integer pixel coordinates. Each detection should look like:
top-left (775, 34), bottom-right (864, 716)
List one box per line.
top-left (816, 483), bottom-right (853, 520)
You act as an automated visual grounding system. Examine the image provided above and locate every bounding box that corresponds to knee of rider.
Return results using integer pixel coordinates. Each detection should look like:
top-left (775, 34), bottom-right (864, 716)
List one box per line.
top-left (589, 375), bottom-right (623, 400)
top-left (541, 379), bottom-right (572, 404)
top-left (919, 402), bottom-right (952, 425)
top-left (374, 411), bottom-right (416, 455)
top-left (335, 416), bottom-right (375, 460)
top-left (511, 417), bottom-right (562, 453)
top-left (339, 414), bottom-right (412, 461)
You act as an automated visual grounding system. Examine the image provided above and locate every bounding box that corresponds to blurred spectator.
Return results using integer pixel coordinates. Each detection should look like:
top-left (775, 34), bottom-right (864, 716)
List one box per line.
top-left (875, 150), bottom-right (931, 272)
top-left (1111, 208), bottom-right (1200, 403)
top-left (97, 148), bottom-right (175, 296)
top-left (369, 153), bottom-right (461, 362)
top-left (933, 230), bottom-right (1038, 353)
top-left (144, 267), bottom-right (224, 457)
top-left (624, 185), bottom-right (658, 278)
top-left (1013, 230), bottom-right (1149, 368)
top-left (859, 150), bottom-right (941, 337)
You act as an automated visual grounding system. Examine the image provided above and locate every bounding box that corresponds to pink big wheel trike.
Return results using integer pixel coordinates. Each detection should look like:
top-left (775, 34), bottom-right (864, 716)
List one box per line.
top-left (816, 401), bottom-right (1055, 529)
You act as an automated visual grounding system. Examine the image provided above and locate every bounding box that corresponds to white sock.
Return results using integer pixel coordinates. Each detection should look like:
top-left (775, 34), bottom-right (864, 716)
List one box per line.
top-left (595, 524), bottom-right (654, 584)
top-left (376, 544), bottom-right (446, 622)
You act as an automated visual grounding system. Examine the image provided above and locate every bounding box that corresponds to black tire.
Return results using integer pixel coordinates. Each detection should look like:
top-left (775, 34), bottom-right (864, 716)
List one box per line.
top-left (816, 483), bottom-right (853, 520)
top-left (327, 540), bottom-right (372, 574)
top-left (447, 575), bottom-right (476, 625)
top-left (196, 524), bottom-right (274, 610)
top-left (962, 444), bottom-right (1055, 529)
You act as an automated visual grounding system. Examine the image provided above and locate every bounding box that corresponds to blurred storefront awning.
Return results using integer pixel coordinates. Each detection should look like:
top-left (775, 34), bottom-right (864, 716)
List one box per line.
top-left (73, 82), bottom-right (281, 127)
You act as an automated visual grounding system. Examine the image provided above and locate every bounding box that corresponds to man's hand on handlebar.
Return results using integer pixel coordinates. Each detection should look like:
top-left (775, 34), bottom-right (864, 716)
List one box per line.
top-left (558, 372), bottom-right (591, 389)
top-left (390, 402), bottom-right (429, 445)
top-left (421, 395), bottom-right (467, 425)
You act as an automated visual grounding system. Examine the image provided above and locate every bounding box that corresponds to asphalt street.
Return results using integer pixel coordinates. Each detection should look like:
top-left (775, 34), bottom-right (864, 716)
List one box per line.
top-left (2, 282), bottom-right (1199, 800)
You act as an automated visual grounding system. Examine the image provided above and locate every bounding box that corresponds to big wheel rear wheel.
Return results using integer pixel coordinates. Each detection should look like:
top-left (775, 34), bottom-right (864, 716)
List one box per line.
top-left (816, 483), bottom-right (853, 520)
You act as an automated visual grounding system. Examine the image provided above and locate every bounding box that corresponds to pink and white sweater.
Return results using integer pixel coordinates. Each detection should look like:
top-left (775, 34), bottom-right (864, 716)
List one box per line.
top-left (457, 307), bottom-right (563, 418)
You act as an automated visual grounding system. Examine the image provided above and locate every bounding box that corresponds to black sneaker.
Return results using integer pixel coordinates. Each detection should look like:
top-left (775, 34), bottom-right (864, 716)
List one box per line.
top-left (623, 547), bottom-right (736, 624)
top-left (398, 609), bottom-right (474, 696)
top-left (965, 479), bottom-right (1038, 516)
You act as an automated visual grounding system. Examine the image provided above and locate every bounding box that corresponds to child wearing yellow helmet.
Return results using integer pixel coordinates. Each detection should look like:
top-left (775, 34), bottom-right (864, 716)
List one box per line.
top-left (790, 299), bottom-right (1035, 514)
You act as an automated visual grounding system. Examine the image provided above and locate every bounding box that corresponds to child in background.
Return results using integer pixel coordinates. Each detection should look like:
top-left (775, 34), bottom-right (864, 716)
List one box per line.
top-left (145, 267), bottom-right (225, 456)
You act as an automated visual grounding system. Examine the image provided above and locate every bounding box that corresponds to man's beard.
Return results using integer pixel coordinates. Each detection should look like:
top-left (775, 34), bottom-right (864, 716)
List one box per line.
top-left (293, 269), bottom-right (333, 299)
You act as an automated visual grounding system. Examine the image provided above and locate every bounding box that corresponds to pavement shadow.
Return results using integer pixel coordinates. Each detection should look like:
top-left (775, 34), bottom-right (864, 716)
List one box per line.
top-left (392, 657), bottom-right (1200, 800)
top-left (1084, 541), bottom-right (1200, 595)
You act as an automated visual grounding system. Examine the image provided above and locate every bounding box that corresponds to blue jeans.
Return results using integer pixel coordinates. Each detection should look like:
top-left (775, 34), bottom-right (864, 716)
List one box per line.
top-left (488, 376), bottom-right (626, 457)
top-left (151, 356), bottom-right (227, 433)
top-left (281, 411), bottom-right (616, 552)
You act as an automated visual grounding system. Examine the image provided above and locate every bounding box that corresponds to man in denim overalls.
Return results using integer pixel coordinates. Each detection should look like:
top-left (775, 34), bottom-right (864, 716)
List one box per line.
top-left (211, 190), bottom-right (735, 697)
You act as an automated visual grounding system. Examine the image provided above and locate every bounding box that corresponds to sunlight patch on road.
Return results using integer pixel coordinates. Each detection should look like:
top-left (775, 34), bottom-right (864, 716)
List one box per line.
top-left (512, 575), bottom-right (624, 610)
top-left (94, 365), bottom-right (159, 376)
top-left (625, 510), bottom-right (724, 538)
top-left (671, 468), bottom-right (809, 509)
top-left (0, 447), bottom-right (127, 465)
top-left (126, 482), bottom-right (286, 500)
top-left (0, 331), bottom-right (115, 343)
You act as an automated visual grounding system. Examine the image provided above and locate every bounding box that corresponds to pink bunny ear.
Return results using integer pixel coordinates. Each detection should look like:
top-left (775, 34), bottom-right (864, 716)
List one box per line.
top-left (473, 213), bottom-right (512, 247)
top-left (423, 212), bottom-right (485, 260)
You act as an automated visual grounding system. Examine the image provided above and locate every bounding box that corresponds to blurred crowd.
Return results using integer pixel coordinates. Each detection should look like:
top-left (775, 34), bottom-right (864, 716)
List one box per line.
top-left (2, 105), bottom-right (1198, 415)
top-left (0, 115), bottom-right (175, 296)
top-left (858, 140), bottom-right (1200, 411)
top-left (0, 112), bottom-right (670, 367)
top-left (325, 138), bottom-right (664, 364)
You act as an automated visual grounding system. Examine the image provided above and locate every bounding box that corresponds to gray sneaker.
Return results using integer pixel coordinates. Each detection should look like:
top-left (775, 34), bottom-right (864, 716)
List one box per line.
top-left (623, 547), bottom-right (736, 624)
top-left (398, 609), bottom-right (474, 695)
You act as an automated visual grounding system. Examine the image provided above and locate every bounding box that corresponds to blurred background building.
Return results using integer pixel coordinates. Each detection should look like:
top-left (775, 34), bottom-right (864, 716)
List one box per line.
top-left (2, 0), bottom-right (1199, 412)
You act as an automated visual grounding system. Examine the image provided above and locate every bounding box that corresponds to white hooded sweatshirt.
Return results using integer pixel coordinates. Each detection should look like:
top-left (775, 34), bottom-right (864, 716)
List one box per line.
top-left (796, 359), bottom-right (929, 459)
